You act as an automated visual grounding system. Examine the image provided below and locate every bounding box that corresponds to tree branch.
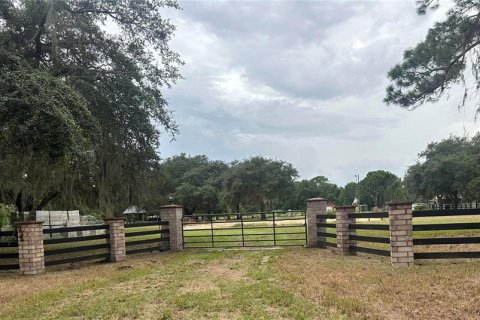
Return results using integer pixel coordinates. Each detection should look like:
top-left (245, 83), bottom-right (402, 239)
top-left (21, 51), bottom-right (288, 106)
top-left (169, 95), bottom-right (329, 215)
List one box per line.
top-left (35, 191), bottom-right (60, 211)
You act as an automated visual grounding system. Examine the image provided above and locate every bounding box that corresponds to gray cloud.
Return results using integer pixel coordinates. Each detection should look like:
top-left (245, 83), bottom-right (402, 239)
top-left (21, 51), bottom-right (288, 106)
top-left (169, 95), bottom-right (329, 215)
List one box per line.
top-left (159, 0), bottom-right (479, 186)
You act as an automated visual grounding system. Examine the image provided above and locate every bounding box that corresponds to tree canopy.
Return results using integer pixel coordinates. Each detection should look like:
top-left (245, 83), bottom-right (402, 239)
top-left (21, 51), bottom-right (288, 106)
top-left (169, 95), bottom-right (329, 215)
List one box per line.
top-left (0, 69), bottom-right (97, 212)
top-left (358, 170), bottom-right (404, 208)
top-left (287, 176), bottom-right (340, 210)
top-left (222, 157), bottom-right (298, 213)
top-left (385, 0), bottom-right (480, 115)
top-left (160, 154), bottom-right (228, 215)
top-left (404, 134), bottom-right (480, 207)
top-left (0, 0), bottom-right (182, 216)
top-left (338, 182), bottom-right (357, 206)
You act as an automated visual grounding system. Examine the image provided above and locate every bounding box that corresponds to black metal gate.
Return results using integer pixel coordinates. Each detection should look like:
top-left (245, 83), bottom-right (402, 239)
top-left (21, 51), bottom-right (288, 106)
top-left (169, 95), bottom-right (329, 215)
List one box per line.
top-left (182, 210), bottom-right (307, 249)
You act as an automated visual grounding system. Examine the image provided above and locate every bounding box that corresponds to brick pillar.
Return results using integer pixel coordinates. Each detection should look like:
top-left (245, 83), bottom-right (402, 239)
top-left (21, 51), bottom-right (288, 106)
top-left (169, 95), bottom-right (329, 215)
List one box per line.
top-left (16, 221), bottom-right (45, 275)
top-left (306, 198), bottom-right (327, 247)
top-left (160, 204), bottom-right (183, 251)
top-left (105, 218), bottom-right (126, 262)
top-left (388, 202), bottom-right (414, 267)
top-left (336, 206), bottom-right (356, 256)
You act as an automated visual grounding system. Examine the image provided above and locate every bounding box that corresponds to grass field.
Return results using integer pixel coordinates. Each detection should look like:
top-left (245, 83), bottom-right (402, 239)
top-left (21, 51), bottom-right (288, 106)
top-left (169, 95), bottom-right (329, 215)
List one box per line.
top-left (1, 215), bottom-right (480, 319)
top-left (183, 220), bottom-right (307, 248)
top-left (1, 248), bottom-right (480, 319)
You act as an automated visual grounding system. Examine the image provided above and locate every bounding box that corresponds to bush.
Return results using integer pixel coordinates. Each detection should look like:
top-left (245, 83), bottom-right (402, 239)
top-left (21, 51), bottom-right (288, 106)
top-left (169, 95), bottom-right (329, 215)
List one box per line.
top-left (79, 206), bottom-right (104, 219)
top-left (413, 203), bottom-right (430, 211)
top-left (0, 204), bottom-right (14, 228)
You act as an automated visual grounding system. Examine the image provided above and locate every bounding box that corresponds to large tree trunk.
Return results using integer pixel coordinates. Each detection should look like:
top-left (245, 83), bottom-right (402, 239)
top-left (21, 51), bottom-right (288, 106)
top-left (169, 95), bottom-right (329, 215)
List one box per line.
top-left (453, 192), bottom-right (459, 209)
top-left (260, 201), bottom-right (266, 221)
top-left (236, 203), bottom-right (240, 220)
top-left (436, 195), bottom-right (444, 210)
top-left (36, 191), bottom-right (60, 211)
top-left (15, 192), bottom-right (23, 215)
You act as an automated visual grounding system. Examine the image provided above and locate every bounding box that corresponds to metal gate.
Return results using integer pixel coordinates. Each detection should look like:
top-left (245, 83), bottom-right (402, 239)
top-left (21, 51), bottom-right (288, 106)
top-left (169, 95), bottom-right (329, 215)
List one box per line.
top-left (182, 210), bottom-right (307, 249)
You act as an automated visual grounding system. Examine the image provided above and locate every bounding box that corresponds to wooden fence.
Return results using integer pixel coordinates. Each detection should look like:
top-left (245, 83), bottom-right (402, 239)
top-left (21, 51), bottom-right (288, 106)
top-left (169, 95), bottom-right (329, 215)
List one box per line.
top-left (0, 219), bottom-right (170, 274)
top-left (309, 199), bottom-right (480, 266)
top-left (413, 208), bottom-right (480, 260)
top-left (0, 229), bottom-right (18, 270)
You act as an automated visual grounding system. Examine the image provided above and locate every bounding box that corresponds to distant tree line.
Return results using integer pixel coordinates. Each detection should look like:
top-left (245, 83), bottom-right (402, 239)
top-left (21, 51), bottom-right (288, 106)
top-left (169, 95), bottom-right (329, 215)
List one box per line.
top-left (157, 132), bottom-right (480, 214)
top-left (148, 154), bottom-right (407, 215)
top-left (3, 133), bottom-right (479, 217)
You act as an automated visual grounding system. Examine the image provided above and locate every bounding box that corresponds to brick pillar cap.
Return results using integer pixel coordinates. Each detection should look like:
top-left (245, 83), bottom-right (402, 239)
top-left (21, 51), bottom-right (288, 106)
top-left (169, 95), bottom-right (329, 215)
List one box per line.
top-left (336, 205), bottom-right (357, 210)
top-left (160, 204), bottom-right (183, 208)
top-left (387, 201), bottom-right (413, 209)
top-left (306, 197), bottom-right (327, 202)
top-left (14, 221), bottom-right (44, 226)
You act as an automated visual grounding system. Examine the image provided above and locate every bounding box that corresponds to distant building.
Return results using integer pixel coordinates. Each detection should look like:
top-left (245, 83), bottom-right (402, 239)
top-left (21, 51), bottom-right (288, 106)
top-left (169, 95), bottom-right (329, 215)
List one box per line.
top-left (123, 206), bottom-right (145, 214)
top-left (352, 197), bottom-right (359, 206)
top-left (326, 203), bottom-right (335, 212)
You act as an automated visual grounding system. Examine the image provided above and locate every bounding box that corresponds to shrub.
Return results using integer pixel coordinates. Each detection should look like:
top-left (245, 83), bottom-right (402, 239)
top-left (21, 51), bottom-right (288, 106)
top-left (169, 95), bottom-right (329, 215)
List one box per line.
top-left (0, 204), bottom-right (14, 228)
top-left (413, 203), bottom-right (430, 211)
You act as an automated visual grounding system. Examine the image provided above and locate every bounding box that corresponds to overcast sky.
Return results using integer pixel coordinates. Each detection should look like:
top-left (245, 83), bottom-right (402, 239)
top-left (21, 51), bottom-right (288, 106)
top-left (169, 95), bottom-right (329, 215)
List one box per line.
top-left (158, 0), bottom-right (480, 186)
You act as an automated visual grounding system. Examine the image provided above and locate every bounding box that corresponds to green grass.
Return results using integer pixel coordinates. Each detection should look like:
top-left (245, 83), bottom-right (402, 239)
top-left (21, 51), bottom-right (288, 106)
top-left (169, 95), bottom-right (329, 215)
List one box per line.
top-left (0, 250), bottom-right (326, 320)
top-left (183, 222), bottom-right (307, 248)
top-left (2, 248), bottom-right (480, 319)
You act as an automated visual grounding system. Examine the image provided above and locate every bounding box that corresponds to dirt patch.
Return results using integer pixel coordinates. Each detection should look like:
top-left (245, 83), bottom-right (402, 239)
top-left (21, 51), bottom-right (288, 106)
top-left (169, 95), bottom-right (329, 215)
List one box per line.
top-left (205, 263), bottom-right (247, 281)
top-left (178, 255), bottom-right (248, 293)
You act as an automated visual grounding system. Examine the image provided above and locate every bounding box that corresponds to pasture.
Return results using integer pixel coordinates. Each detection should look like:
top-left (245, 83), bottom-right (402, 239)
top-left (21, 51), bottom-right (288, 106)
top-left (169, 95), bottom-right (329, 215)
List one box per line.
top-left (1, 214), bottom-right (480, 319)
top-left (1, 248), bottom-right (480, 319)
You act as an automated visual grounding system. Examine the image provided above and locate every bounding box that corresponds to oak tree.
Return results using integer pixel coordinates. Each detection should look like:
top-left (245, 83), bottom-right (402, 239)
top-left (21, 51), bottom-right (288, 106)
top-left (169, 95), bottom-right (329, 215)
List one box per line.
top-left (0, 0), bottom-right (182, 216)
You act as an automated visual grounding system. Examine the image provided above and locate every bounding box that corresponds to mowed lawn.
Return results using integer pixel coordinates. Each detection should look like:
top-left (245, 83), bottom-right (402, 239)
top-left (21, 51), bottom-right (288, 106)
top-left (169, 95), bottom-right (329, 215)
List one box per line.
top-left (1, 248), bottom-right (480, 320)
top-left (183, 220), bottom-right (307, 248)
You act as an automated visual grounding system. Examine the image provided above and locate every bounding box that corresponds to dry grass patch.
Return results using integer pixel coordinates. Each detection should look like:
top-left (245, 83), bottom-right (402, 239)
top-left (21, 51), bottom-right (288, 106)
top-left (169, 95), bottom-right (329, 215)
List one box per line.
top-left (277, 249), bottom-right (480, 320)
top-left (0, 250), bottom-right (322, 320)
top-left (4, 248), bottom-right (479, 319)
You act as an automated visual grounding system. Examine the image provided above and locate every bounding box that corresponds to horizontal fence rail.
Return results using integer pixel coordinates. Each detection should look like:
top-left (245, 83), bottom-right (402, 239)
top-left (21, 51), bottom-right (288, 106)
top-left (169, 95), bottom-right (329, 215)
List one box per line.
top-left (125, 221), bottom-right (170, 255)
top-left (348, 211), bottom-right (389, 219)
top-left (350, 235), bottom-right (390, 244)
top-left (414, 251), bottom-right (480, 259)
top-left (310, 202), bottom-right (480, 264)
top-left (1, 209), bottom-right (177, 275)
top-left (413, 208), bottom-right (480, 218)
top-left (350, 224), bottom-right (389, 230)
top-left (413, 223), bottom-right (480, 231)
top-left (350, 246), bottom-right (390, 257)
top-left (429, 203), bottom-right (480, 210)
top-left (0, 229), bottom-right (19, 270)
top-left (316, 214), bottom-right (336, 248)
top-left (349, 212), bottom-right (390, 257)
top-left (43, 224), bottom-right (110, 267)
top-left (413, 237), bottom-right (480, 245)
top-left (183, 211), bottom-right (307, 249)
top-left (413, 208), bottom-right (480, 260)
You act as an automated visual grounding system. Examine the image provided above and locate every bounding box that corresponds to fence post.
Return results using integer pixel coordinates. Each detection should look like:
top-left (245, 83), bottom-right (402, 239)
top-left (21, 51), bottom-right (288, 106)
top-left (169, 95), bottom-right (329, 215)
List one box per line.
top-left (160, 204), bottom-right (183, 251)
top-left (104, 218), bottom-right (126, 262)
top-left (335, 206), bottom-right (356, 256)
top-left (306, 198), bottom-right (327, 247)
top-left (388, 202), bottom-right (414, 267)
top-left (16, 221), bottom-right (45, 275)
